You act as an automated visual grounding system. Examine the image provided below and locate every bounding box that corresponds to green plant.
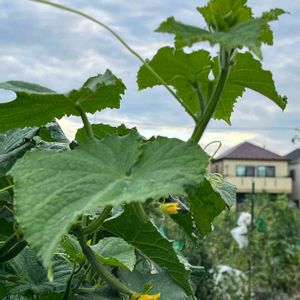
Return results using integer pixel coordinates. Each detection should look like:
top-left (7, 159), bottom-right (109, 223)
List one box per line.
top-left (0, 0), bottom-right (287, 299)
top-left (205, 194), bottom-right (300, 299)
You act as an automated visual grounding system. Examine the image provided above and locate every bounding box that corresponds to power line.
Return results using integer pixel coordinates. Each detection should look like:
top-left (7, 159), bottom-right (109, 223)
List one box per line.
top-left (90, 116), bottom-right (299, 131)
top-left (206, 127), bottom-right (298, 131)
top-left (101, 123), bottom-right (297, 132)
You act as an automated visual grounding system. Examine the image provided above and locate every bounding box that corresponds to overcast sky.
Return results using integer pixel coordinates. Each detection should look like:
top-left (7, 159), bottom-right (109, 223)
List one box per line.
top-left (0, 0), bottom-right (299, 156)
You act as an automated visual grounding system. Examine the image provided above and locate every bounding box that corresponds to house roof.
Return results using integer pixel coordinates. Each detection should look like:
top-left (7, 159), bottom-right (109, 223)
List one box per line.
top-left (214, 142), bottom-right (287, 161)
top-left (284, 149), bottom-right (300, 162)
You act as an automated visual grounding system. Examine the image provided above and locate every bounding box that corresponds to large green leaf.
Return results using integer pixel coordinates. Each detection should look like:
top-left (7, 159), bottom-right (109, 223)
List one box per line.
top-left (138, 46), bottom-right (212, 118)
top-left (39, 120), bottom-right (70, 144)
top-left (0, 70), bottom-right (126, 133)
top-left (138, 47), bottom-right (286, 124)
top-left (0, 247), bottom-right (71, 295)
top-left (156, 3), bottom-right (285, 57)
top-left (171, 212), bottom-right (195, 240)
top-left (91, 237), bottom-right (136, 271)
top-left (76, 123), bottom-right (135, 143)
top-left (188, 173), bottom-right (236, 234)
top-left (62, 235), bottom-right (136, 271)
top-left (104, 206), bottom-right (193, 296)
top-left (11, 132), bottom-right (208, 268)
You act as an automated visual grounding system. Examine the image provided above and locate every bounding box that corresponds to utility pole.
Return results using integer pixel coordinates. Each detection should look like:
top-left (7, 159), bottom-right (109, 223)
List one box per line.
top-left (248, 181), bottom-right (255, 299)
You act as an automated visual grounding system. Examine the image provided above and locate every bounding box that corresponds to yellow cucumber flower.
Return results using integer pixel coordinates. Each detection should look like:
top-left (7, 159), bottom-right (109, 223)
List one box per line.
top-left (137, 292), bottom-right (161, 300)
top-left (160, 203), bottom-right (181, 215)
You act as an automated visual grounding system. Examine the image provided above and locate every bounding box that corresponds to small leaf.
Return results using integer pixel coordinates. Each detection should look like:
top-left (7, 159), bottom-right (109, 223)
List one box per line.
top-left (188, 173), bottom-right (236, 234)
top-left (104, 206), bottom-right (193, 296)
top-left (156, 1), bottom-right (285, 57)
top-left (213, 52), bottom-right (287, 122)
top-left (119, 267), bottom-right (189, 300)
top-left (197, 0), bottom-right (253, 32)
top-left (0, 70), bottom-right (126, 133)
top-left (11, 133), bottom-right (208, 268)
top-left (62, 236), bottom-right (136, 271)
top-left (1, 247), bottom-right (71, 295)
top-left (39, 120), bottom-right (70, 144)
top-left (260, 8), bottom-right (286, 46)
top-left (206, 173), bottom-right (236, 208)
top-left (228, 52), bottom-right (287, 110)
top-left (76, 123), bottom-right (135, 143)
top-left (138, 46), bottom-right (212, 118)
top-left (156, 17), bottom-right (210, 49)
top-left (61, 235), bottom-right (84, 264)
top-left (91, 237), bottom-right (136, 271)
top-left (0, 128), bottom-right (38, 176)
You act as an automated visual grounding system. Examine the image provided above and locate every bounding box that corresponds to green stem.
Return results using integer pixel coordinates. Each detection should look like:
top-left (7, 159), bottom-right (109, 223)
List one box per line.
top-left (30, 0), bottom-right (197, 122)
top-left (62, 267), bottom-right (76, 300)
top-left (83, 205), bottom-right (113, 235)
top-left (131, 202), bottom-right (148, 224)
top-left (75, 103), bottom-right (95, 140)
top-left (74, 265), bottom-right (91, 292)
top-left (74, 225), bottom-right (134, 296)
top-left (193, 81), bottom-right (206, 116)
top-left (190, 50), bottom-right (231, 143)
top-left (77, 287), bottom-right (99, 293)
top-left (0, 233), bottom-right (19, 255)
top-left (0, 240), bottom-right (27, 263)
top-left (0, 185), bottom-right (14, 193)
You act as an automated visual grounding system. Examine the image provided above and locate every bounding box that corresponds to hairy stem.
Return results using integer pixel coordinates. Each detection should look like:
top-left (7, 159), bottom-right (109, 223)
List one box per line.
top-left (74, 265), bottom-right (91, 292)
top-left (0, 240), bottom-right (27, 263)
top-left (0, 185), bottom-right (14, 193)
top-left (75, 103), bottom-right (95, 140)
top-left (0, 233), bottom-right (19, 255)
top-left (193, 81), bottom-right (206, 116)
top-left (74, 225), bottom-right (134, 296)
top-left (131, 202), bottom-right (148, 224)
top-left (62, 267), bottom-right (75, 300)
top-left (190, 49), bottom-right (231, 143)
top-left (83, 205), bottom-right (113, 235)
top-left (30, 0), bottom-right (197, 122)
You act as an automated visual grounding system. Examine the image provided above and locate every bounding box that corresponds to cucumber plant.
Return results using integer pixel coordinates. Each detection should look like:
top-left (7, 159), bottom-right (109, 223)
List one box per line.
top-left (0, 0), bottom-right (287, 299)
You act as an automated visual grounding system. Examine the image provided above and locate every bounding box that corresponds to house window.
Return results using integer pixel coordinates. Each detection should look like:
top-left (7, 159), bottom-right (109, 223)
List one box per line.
top-left (236, 165), bottom-right (255, 177)
top-left (256, 166), bottom-right (275, 177)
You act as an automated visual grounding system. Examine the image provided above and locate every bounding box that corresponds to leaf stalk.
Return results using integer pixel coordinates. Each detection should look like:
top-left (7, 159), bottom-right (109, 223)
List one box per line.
top-left (74, 225), bottom-right (135, 296)
top-left (193, 81), bottom-right (206, 116)
top-left (83, 205), bottom-right (113, 235)
top-left (190, 48), bottom-right (231, 143)
top-left (75, 103), bottom-right (95, 140)
top-left (131, 202), bottom-right (148, 224)
top-left (0, 240), bottom-right (27, 263)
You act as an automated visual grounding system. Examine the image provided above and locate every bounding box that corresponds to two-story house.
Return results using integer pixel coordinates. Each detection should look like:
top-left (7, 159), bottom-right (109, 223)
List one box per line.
top-left (210, 142), bottom-right (292, 202)
top-left (285, 148), bottom-right (300, 207)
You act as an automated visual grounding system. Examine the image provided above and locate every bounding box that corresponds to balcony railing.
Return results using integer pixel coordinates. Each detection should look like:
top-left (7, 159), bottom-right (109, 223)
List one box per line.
top-left (224, 176), bottom-right (292, 194)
